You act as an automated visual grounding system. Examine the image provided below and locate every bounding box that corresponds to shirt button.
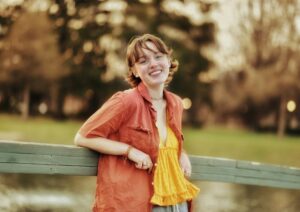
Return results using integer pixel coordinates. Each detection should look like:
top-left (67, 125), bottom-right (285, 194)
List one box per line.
top-left (151, 182), bottom-right (154, 185)
top-left (154, 163), bottom-right (157, 167)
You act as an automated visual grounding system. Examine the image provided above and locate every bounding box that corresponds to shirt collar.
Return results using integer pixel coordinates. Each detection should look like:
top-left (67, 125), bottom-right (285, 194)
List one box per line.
top-left (137, 82), bottom-right (176, 109)
top-left (137, 82), bottom-right (152, 103)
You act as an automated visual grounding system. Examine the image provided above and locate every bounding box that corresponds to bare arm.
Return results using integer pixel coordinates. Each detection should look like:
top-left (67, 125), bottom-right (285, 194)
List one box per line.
top-left (74, 133), bottom-right (153, 172)
top-left (74, 132), bottom-right (130, 156)
top-left (180, 149), bottom-right (192, 178)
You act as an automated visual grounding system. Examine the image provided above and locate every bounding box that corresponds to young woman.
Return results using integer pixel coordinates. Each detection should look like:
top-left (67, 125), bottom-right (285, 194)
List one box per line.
top-left (74, 34), bottom-right (199, 212)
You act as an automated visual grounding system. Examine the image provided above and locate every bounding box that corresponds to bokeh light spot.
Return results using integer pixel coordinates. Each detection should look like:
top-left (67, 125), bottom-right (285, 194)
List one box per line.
top-left (182, 98), bottom-right (192, 110)
top-left (287, 100), bottom-right (296, 112)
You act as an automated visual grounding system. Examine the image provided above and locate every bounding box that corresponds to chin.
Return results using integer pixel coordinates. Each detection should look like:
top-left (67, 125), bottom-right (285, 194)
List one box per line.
top-left (149, 80), bottom-right (167, 87)
top-left (144, 75), bottom-right (168, 87)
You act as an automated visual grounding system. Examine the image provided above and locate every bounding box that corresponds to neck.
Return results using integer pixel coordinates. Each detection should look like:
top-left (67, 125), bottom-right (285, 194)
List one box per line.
top-left (146, 84), bottom-right (164, 100)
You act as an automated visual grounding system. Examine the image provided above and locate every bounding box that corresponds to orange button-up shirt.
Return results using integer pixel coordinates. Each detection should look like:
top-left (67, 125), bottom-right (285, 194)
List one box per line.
top-left (79, 82), bottom-right (189, 212)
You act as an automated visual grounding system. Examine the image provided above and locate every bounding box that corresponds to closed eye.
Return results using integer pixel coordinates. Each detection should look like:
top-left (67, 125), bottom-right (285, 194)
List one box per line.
top-left (155, 54), bottom-right (163, 59)
top-left (137, 58), bottom-right (147, 64)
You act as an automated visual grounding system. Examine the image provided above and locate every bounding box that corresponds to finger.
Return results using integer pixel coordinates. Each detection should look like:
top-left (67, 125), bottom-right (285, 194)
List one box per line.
top-left (137, 160), bottom-right (150, 169)
top-left (142, 161), bottom-right (152, 171)
top-left (135, 162), bottom-right (143, 169)
top-left (181, 167), bottom-right (189, 176)
top-left (181, 167), bottom-right (185, 174)
top-left (148, 163), bottom-right (153, 173)
top-left (141, 164), bottom-right (148, 170)
top-left (184, 170), bottom-right (191, 177)
top-left (139, 161), bottom-right (147, 169)
top-left (142, 159), bottom-right (150, 169)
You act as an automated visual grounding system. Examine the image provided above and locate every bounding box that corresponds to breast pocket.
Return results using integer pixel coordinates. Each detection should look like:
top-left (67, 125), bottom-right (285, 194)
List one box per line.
top-left (124, 125), bottom-right (152, 153)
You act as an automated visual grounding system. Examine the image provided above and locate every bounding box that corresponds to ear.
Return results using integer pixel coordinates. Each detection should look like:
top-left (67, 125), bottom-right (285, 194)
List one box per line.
top-left (131, 67), bottom-right (139, 78)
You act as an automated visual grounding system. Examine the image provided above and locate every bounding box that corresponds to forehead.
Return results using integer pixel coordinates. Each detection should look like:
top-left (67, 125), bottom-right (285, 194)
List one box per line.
top-left (136, 41), bottom-right (160, 57)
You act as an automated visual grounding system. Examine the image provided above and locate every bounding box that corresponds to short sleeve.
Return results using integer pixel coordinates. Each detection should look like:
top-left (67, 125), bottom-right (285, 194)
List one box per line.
top-left (78, 92), bottom-right (126, 138)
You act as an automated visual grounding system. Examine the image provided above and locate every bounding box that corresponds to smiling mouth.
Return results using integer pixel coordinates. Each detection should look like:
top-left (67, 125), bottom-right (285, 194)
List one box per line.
top-left (149, 70), bottom-right (162, 76)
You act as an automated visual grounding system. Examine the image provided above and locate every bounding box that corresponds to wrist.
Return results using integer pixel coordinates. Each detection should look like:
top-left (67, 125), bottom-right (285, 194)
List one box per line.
top-left (124, 145), bottom-right (133, 158)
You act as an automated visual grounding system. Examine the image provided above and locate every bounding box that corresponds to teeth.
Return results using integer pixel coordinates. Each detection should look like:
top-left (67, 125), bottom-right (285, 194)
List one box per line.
top-left (150, 70), bottom-right (161, 76)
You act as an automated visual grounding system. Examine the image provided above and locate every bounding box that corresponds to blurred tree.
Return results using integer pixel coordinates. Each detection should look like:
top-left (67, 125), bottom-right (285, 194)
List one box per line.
top-left (0, 2), bottom-right (23, 112)
top-left (0, 11), bottom-right (68, 119)
top-left (120, 0), bottom-right (215, 125)
top-left (48, 0), bottom-right (128, 117)
top-left (49, 0), bottom-right (215, 123)
top-left (1, 0), bottom-right (215, 123)
top-left (212, 0), bottom-right (300, 136)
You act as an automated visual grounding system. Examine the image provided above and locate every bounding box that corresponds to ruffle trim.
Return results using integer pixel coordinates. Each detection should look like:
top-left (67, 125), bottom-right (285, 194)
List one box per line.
top-left (150, 186), bottom-right (200, 206)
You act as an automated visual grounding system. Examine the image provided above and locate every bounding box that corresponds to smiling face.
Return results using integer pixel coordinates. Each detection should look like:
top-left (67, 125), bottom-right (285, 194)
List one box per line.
top-left (132, 41), bottom-right (170, 89)
top-left (126, 34), bottom-right (179, 87)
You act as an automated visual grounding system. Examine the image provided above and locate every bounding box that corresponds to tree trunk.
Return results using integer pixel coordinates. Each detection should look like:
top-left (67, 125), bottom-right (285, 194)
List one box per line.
top-left (21, 83), bottom-right (30, 120)
top-left (49, 84), bottom-right (59, 115)
top-left (189, 97), bottom-right (201, 127)
top-left (277, 95), bottom-right (287, 138)
top-left (49, 83), bottom-right (65, 119)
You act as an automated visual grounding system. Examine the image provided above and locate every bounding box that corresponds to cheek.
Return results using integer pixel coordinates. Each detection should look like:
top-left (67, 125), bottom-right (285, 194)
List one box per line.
top-left (134, 65), bottom-right (145, 74)
top-left (138, 66), bottom-right (148, 74)
top-left (161, 58), bottom-right (170, 68)
top-left (136, 66), bottom-right (148, 79)
top-left (161, 61), bottom-right (170, 71)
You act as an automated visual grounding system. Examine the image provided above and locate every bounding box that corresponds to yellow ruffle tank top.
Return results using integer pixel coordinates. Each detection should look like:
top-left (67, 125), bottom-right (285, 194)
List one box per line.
top-left (150, 126), bottom-right (200, 206)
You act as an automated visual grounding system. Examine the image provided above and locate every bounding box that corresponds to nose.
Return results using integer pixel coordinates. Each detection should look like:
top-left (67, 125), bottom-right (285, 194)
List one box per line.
top-left (149, 56), bottom-right (158, 68)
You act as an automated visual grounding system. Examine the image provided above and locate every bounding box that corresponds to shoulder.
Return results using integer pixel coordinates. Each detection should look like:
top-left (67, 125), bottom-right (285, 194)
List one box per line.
top-left (113, 87), bottom-right (141, 110)
top-left (109, 87), bottom-right (136, 101)
top-left (165, 90), bottom-right (183, 109)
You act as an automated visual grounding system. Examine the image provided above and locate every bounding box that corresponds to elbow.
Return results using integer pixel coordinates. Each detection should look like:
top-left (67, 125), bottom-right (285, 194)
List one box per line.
top-left (74, 133), bottom-right (83, 146)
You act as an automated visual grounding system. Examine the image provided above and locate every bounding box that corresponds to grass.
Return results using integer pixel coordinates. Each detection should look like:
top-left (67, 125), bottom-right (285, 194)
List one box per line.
top-left (183, 127), bottom-right (300, 167)
top-left (0, 113), bottom-right (299, 167)
top-left (0, 114), bottom-right (80, 144)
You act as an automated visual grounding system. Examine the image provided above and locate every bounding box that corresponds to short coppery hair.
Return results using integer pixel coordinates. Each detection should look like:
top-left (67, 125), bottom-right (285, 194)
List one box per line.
top-left (125, 34), bottom-right (179, 87)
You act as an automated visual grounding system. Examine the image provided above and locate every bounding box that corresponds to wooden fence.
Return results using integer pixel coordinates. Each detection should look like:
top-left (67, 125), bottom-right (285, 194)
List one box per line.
top-left (0, 140), bottom-right (299, 190)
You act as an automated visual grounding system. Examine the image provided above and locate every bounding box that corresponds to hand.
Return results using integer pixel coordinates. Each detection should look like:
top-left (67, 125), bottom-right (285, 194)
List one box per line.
top-left (180, 151), bottom-right (192, 178)
top-left (128, 147), bottom-right (153, 173)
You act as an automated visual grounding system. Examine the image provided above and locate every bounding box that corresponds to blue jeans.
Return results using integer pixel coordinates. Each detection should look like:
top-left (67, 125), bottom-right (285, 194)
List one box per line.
top-left (152, 202), bottom-right (188, 212)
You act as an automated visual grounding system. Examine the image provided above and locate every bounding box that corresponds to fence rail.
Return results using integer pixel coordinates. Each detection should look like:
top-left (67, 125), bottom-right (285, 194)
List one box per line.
top-left (0, 140), bottom-right (299, 190)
